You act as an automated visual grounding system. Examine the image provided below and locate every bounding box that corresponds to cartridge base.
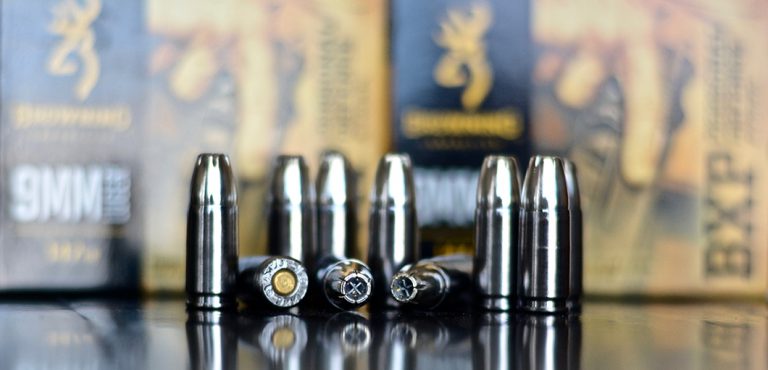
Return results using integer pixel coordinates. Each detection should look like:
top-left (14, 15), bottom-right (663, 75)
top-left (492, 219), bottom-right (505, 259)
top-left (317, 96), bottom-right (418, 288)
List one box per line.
top-left (518, 297), bottom-right (569, 314)
top-left (478, 296), bottom-right (514, 311)
top-left (186, 294), bottom-right (236, 310)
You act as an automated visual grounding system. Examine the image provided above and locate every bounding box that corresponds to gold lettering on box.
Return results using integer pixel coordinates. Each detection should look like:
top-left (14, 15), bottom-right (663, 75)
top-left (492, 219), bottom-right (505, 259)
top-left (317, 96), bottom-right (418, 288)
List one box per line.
top-left (47, 0), bottom-right (102, 100)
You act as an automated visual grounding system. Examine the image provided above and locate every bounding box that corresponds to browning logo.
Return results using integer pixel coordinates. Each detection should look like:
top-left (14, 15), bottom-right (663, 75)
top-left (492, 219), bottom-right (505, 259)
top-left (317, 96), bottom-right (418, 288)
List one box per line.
top-left (47, 0), bottom-right (101, 101)
top-left (433, 3), bottom-right (493, 111)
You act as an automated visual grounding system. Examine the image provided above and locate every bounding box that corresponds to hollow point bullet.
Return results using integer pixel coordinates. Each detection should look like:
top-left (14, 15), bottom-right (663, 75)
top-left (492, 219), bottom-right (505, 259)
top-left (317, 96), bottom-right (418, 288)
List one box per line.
top-left (473, 155), bottom-right (520, 311)
top-left (186, 153), bottom-right (238, 310)
top-left (390, 254), bottom-right (473, 310)
top-left (518, 156), bottom-right (571, 313)
top-left (314, 151), bottom-right (374, 309)
top-left (367, 153), bottom-right (419, 307)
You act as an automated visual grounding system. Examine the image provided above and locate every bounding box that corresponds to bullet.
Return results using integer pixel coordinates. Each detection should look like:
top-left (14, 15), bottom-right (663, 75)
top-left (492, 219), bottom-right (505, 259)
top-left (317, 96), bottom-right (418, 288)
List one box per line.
top-left (518, 156), bottom-right (571, 313)
top-left (367, 153), bottom-right (419, 307)
top-left (317, 150), bottom-right (358, 260)
top-left (316, 258), bottom-right (374, 310)
top-left (314, 151), bottom-right (374, 309)
top-left (473, 155), bottom-right (520, 311)
top-left (562, 159), bottom-right (583, 311)
top-left (186, 153), bottom-right (239, 310)
top-left (267, 155), bottom-right (314, 262)
top-left (238, 256), bottom-right (309, 309)
top-left (390, 254), bottom-right (473, 310)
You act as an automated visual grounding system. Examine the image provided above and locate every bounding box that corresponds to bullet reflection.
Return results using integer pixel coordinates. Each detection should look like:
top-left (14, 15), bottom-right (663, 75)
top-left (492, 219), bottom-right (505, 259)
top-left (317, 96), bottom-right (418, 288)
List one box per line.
top-left (370, 312), bottom-right (417, 370)
top-left (516, 314), bottom-right (581, 370)
top-left (472, 312), bottom-right (581, 370)
top-left (3, 300), bottom-right (766, 370)
top-left (473, 312), bottom-right (515, 370)
top-left (186, 310), bottom-right (237, 370)
top-left (312, 312), bottom-right (371, 370)
top-left (238, 313), bottom-right (308, 370)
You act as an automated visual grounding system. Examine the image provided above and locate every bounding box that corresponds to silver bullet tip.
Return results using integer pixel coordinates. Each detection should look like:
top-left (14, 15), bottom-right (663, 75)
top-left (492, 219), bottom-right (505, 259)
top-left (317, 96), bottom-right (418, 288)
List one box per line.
top-left (270, 155), bottom-right (313, 205)
top-left (562, 159), bottom-right (581, 209)
top-left (317, 150), bottom-right (353, 206)
top-left (521, 156), bottom-right (569, 211)
top-left (390, 273), bottom-right (418, 303)
top-left (371, 153), bottom-right (414, 207)
top-left (477, 155), bottom-right (520, 208)
top-left (190, 153), bottom-right (236, 207)
top-left (340, 271), bottom-right (373, 304)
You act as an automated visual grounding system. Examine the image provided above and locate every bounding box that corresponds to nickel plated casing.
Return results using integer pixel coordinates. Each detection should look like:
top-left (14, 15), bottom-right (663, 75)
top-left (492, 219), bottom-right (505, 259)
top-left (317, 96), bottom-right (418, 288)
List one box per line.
top-left (238, 256), bottom-right (309, 309)
top-left (473, 155), bottom-right (521, 311)
top-left (185, 153), bottom-right (239, 310)
top-left (518, 156), bottom-right (571, 313)
top-left (367, 153), bottom-right (419, 307)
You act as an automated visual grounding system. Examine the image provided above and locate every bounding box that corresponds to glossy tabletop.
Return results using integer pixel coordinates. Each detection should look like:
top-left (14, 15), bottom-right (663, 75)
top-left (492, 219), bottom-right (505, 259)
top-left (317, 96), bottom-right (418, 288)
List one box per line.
top-left (0, 299), bottom-right (764, 369)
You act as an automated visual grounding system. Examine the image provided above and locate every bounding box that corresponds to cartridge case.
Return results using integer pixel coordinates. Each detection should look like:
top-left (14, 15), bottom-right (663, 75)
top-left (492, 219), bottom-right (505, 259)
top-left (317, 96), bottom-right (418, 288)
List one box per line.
top-left (473, 155), bottom-right (520, 311)
top-left (518, 156), bottom-right (570, 313)
top-left (185, 154), bottom-right (238, 310)
top-left (238, 255), bottom-right (309, 309)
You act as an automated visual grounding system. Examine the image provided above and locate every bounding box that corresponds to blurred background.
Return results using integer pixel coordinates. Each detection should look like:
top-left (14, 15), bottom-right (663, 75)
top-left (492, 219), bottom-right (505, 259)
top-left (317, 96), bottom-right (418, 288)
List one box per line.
top-left (0, 0), bottom-right (766, 299)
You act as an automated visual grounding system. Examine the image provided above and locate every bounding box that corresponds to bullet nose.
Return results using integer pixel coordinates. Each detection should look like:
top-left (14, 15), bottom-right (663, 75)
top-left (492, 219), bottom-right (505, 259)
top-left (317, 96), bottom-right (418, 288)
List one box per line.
top-left (317, 150), bottom-right (354, 206)
top-left (390, 273), bottom-right (418, 303)
top-left (270, 155), bottom-right (313, 206)
top-left (267, 155), bottom-right (314, 261)
top-left (341, 271), bottom-right (373, 304)
top-left (316, 151), bottom-right (357, 260)
top-left (562, 159), bottom-right (581, 210)
top-left (476, 156), bottom-right (520, 208)
top-left (371, 153), bottom-right (415, 207)
top-left (190, 153), bottom-right (237, 207)
top-left (521, 156), bottom-right (569, 212)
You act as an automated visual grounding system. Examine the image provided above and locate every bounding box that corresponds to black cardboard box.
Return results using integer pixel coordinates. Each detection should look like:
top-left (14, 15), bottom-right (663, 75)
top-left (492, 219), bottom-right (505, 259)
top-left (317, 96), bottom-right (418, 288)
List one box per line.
top-left (391, 0), bottom-right (531, 256)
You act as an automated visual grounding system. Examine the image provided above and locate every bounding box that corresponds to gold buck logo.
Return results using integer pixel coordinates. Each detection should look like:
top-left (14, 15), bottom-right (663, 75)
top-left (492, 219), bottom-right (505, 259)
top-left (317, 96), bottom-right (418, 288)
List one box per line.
top-left (433, 3), bottom-right (493, 111)
top-left (47, 0), bottom-right (102, 101)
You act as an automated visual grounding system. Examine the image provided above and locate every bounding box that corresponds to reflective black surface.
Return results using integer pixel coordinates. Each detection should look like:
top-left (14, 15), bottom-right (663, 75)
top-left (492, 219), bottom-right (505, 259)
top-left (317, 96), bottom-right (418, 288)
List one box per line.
top-left (0, 299), bottom-right (766, 369)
